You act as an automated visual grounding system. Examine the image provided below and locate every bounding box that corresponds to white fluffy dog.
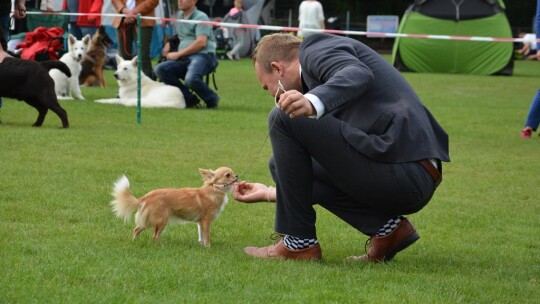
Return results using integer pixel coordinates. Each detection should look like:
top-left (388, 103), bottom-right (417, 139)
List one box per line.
top-left (95, 55), bottom-right (185, 108)
top-left (49, 34), bottom-right (90, 100)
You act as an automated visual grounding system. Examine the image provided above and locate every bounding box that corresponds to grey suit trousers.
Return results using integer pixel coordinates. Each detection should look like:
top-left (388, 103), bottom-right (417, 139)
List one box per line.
top-left (268, 108), bottom-right (438, 239)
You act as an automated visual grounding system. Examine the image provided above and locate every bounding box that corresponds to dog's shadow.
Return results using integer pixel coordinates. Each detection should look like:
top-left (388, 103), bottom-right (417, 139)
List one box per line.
top-left (0, 119), bottom-right (68, 129)
top-left (125, 228), bottom-right (225, 249)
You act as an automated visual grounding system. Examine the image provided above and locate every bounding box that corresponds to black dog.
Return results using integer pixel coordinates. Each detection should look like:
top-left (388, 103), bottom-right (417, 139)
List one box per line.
top-left (0, 58), bottom-right (71, 128)
top-left (157, 34), bottom-right (180, 64)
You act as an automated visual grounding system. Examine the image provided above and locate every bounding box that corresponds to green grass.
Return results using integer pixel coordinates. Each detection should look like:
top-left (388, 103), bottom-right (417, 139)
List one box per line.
top-left (1, 57), bottom-right (539, 303)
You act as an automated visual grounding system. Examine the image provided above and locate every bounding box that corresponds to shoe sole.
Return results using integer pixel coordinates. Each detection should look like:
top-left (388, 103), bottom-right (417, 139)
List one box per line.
top-left (384, 232), bottom-right (420, 262)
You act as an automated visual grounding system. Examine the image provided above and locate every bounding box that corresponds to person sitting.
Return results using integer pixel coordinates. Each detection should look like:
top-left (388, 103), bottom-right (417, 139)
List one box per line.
top-left (154, 0), bottom-right (219, 109)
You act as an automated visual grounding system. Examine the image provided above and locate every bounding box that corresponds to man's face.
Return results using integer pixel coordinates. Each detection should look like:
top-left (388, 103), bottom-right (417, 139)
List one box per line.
top-left (255, 62), bottom-right (281, 98)
top-left (178, 0), bottom-right (196, 10)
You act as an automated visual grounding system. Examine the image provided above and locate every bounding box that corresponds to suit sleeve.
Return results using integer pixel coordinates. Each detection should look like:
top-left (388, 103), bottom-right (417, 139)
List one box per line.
top-left (300, 35), bottom-right (374, 114)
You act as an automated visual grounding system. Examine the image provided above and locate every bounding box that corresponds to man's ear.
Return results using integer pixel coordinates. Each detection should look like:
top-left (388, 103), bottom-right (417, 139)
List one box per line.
top-left (271, 61), bottom-right (283, 76)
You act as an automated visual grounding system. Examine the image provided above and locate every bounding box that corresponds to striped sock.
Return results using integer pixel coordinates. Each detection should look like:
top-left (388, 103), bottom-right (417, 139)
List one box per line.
top-left (283, 235), bottom-right (318, 250)
top-left (375, 216), bottom-right (405, 237)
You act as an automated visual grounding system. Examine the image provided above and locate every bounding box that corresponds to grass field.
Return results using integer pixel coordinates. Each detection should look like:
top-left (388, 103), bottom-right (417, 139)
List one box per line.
top-left (1, 56), bottom-right (539, 303)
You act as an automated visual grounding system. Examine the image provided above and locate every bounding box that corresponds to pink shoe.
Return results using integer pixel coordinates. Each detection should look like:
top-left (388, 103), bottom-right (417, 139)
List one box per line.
top-left (520, 127), bottom-right (533, 139)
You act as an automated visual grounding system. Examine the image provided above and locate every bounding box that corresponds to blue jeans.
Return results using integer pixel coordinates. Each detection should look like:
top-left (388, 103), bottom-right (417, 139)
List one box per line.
top-left (154, 53), bottom-right (219, 106)
top-left (80, 26), bottom-right (97, 38)
top-left (524, 89), bottom-right (540, 130)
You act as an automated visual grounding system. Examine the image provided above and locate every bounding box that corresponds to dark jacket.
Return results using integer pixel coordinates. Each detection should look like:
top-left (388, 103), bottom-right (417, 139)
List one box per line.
top-left (300, 34), bottom-right (450, 163)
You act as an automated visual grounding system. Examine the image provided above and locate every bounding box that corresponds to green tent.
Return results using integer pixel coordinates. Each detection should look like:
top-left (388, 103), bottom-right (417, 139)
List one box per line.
top-left (392, 0), bottom-right (513, 75)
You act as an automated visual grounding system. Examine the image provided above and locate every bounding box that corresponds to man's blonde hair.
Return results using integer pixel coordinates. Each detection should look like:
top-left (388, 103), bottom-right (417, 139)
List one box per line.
top-left (252, 33), bottom-right (302, 73)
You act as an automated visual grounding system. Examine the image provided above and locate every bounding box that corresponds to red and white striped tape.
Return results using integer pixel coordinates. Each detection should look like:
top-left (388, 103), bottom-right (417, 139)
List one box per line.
top-left (26, 11), bottom-right (536, 44)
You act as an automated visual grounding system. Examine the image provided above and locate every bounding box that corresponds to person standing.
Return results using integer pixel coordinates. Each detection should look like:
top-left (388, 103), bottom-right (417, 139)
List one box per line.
top-left (233, 33), bottom-right (449, 262)
top-left (0, 0), bottom-right (28, 46)
top-left (223, 0), bottom-right (248, 60)
top-left (154, 0), bottom-right (219, 109)
top-left (297, 0), bottom-right (325, 38)
top-left (515, 33), bottom-right (537, 59)
top-left (66, 0), bottom-right (83, 39)
top-left (0, 0), bottom-right (26, 123)
top-left (0, 1), bottom-right (11, 38)
top-left (0, 2), bottom-right (8, 122)
top-left (520, 0), bottom-right (540, 139)
top-left (77, 0), bottom-right (104, 38)
top-left (112, 0), bottom-right (158, 78)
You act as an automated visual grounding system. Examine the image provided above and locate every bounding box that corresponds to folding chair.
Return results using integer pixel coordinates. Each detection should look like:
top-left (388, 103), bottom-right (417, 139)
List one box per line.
top-left (205, 67), bottom-right (218, 91)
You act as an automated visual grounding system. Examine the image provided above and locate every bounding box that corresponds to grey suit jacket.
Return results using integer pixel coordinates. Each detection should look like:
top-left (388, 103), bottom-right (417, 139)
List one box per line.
top-left (300, 34), bottom-right (450, 163)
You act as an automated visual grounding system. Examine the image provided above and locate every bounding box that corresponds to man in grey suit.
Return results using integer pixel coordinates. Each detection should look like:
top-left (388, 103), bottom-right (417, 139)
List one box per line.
top-left (233, 33), bottom-right (450, 262)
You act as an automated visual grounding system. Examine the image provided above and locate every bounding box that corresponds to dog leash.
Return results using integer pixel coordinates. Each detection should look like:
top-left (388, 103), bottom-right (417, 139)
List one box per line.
top-left (119, 20), bottom-right (138, 58)
top-left (237, 81), bottom-right (285, 179)
top-left (212, 176), bottom-right (240, 191)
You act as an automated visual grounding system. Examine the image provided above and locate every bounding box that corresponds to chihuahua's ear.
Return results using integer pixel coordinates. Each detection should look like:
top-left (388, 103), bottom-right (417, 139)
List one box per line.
top-left (199, 168), bottom-right (215, 181)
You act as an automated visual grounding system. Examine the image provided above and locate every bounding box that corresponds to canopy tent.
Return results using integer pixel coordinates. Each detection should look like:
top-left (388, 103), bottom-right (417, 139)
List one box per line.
top-left (392, 0), bottom-right (513, 75)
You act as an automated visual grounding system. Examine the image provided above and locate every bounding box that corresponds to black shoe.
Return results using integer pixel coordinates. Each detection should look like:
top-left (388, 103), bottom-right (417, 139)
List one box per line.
top-left (205, 97), bottom-right (220, 109)
top-left (186, 95), bottom-right (202, 108)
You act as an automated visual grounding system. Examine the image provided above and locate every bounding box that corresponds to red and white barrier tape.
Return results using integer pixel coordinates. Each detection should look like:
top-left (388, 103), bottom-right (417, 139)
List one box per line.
top-left (26, 11), bottom-right (536, 43)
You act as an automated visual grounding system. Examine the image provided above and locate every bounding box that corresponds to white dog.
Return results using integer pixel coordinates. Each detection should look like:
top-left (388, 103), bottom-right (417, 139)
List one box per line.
top-left (95, 55), bottom-right (185, 108)
top-left (49, 34), bottom-right (90, 100)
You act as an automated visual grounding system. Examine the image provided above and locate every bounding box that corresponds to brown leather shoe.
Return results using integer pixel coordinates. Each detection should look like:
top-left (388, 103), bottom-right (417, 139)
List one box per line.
top-left (348, 218), bottom-right (420, 263)
top-left (244, 238), bottom-right (322, 260)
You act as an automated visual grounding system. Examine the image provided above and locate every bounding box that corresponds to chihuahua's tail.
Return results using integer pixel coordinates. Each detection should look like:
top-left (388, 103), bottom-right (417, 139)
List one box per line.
top-left (110, 175), bottom-right (139, 222)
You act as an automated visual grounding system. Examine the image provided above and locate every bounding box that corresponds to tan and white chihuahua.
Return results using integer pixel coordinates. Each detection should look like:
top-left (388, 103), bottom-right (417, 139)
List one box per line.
top-left (110, 167), bottom-right (238, 246)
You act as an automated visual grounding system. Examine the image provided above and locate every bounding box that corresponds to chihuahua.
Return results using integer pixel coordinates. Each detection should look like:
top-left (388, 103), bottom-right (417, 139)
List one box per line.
top-left (110, 167), bottom-right (238, 246)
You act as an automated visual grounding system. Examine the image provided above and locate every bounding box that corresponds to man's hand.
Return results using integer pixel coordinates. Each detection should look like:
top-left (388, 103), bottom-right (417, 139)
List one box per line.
top-left (276, 90), bottom-right (315, 119)
top-left (122, 8), bottom-right (137, 24)
top-left (165, 51), bottom-right (183, 61)
top-left (14, 0), bottom-right (26, 19)
top-left (233, 182), bottom-right (275, 203)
